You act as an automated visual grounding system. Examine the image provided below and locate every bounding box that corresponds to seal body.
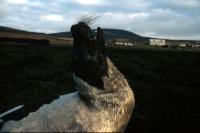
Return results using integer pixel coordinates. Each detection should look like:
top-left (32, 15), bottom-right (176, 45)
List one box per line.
top-left (1, 58), bottom-right (134, 132)
top-left (1, 22), bottom-right (135, 132)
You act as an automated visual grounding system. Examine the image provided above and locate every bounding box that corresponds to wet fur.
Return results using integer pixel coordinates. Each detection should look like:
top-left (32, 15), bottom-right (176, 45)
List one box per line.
top-left (1, 58), bottom-right (134, 132)
top-left (1, 22), bottom-right (135, 132)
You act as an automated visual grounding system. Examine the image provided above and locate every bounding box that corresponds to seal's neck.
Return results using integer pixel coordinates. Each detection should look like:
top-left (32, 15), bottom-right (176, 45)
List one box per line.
top-left (73, 57), bottom-right (134, 110)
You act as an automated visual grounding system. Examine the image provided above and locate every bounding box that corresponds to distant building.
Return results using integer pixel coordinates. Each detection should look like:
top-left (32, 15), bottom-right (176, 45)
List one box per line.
top-left (192, 44), bottom-right (200, 48)
top-left (195, 41), bottom-right (200, 45)
top-left (150, 39), bottom-right (166, 46)
top-left (179, 43), bottom-right (186, 48)
top-left (108, 38), bottom-right (134, 46)
top-left (170, 41), bottom-right (200, 49)
top-left (115, 42), bottom-right (133, 46)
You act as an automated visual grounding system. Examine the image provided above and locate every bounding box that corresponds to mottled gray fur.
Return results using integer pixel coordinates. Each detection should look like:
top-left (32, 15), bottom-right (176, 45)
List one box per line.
top-left (1, 57), bottom-right (135, 132)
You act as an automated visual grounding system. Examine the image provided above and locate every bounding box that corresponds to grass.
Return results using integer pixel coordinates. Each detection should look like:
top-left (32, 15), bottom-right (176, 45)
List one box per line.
top-left (0, 32), bottom-right (73, 45)
top-left (0, 44), bottom-right (200, 132)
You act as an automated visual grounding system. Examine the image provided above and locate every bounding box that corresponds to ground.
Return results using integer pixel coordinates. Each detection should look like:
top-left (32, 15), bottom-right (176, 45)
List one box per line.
top-left (0, 44), bottom-right (200, 132)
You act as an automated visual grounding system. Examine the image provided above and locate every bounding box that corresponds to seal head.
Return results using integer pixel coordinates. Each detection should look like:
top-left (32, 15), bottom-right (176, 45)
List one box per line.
top-left (71, 22), bottom-right (108, 89)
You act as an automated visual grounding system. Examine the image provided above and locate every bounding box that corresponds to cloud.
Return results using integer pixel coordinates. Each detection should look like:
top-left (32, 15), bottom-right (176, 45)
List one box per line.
top-left (96, 8), bottom-right (200, 40)
top-left (0, 0), bottom-right (199, 40)
top-left (151, 0), bottom-right (200, 12)
top-left (41, 15), bottom-right (64, 22)
top-left (165, 0), bottom-right (200, 8)
top-left (97, 12), bottom-right (149, 30)
top-left (172, 0), bottom-right (200, 8)
top-left (0, 3), bottom-right (9, 20)
top-left (131, 8), bottom-right (200, 40)
top-left (28, 1), bottom-right (44, 8)
top-left (128, 12), bottom-right (150, 18)
top-left (6, 0), bottom-right (28, 5)
top-left (74, 0), bottom-right (106, 5)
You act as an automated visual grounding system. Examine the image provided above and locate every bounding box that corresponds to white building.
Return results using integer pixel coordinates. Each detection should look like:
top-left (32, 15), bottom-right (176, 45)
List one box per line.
top-left (150, 39), bottom-right (166, 46)
top-left (115, 39), bottom-right (134, 46)
top-left (115, 42), bottom-right (133, 46)
top-left (179, 43), bottom-right (186, 48)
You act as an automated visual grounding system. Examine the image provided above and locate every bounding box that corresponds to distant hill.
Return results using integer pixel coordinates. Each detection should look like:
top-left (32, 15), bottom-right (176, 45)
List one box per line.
top-left (1, 25), bottom-right (199, 47)
top-left (0, 26), bottom-right (72, 45)
top-left (0, 26), bottom-right (44, 35)
top-left (103, 29), bottom-right (144, 41)
top-left (49, 28), bottom-right (149, 42)
top-left (49, 32), bottom-right (71, 38)
top-left (0, 26), bottom-right (149, 44)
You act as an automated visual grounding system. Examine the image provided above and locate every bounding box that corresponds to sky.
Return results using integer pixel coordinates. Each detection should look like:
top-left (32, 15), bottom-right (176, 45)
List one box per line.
top-left (0, 0), bottom-right (200, 40)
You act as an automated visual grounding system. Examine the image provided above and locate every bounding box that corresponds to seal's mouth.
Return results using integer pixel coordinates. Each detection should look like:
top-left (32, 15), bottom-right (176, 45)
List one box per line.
top-left (71, 22), bottom-right (108, 89)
